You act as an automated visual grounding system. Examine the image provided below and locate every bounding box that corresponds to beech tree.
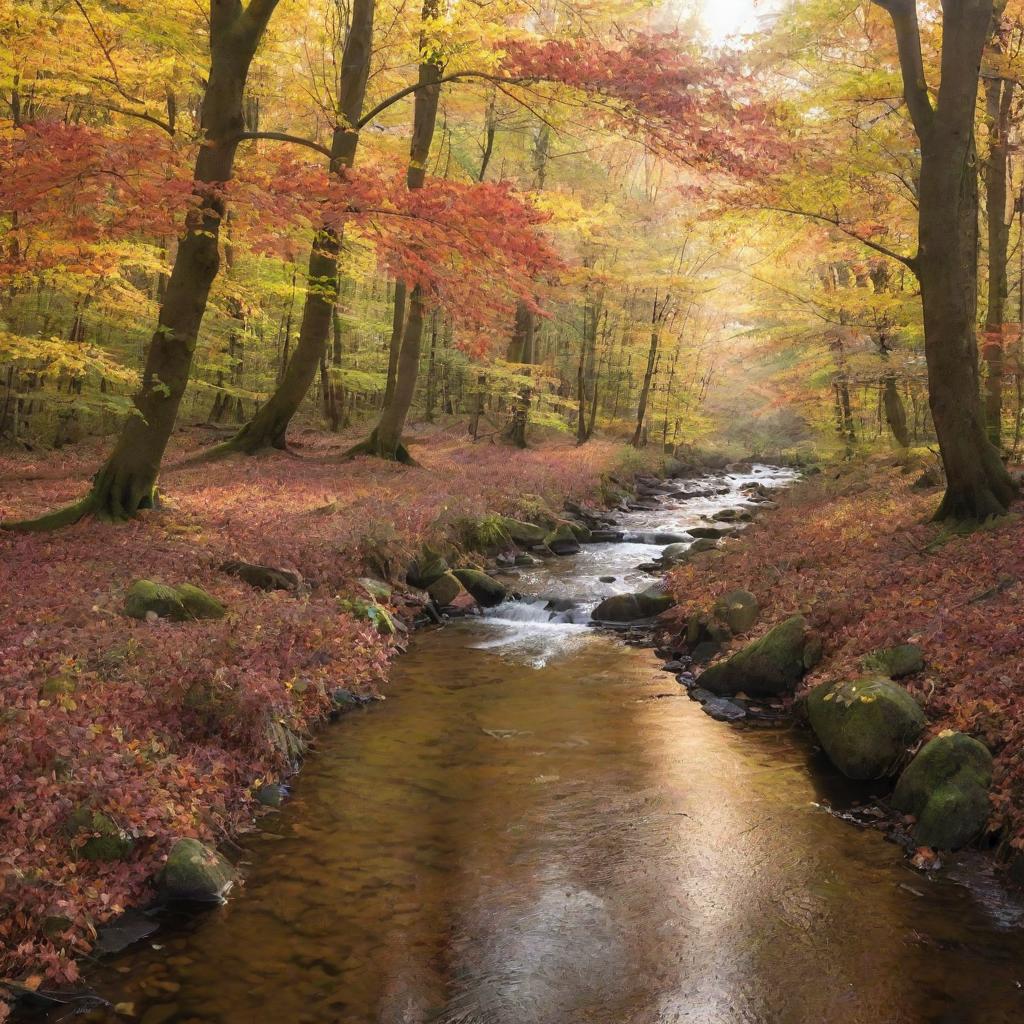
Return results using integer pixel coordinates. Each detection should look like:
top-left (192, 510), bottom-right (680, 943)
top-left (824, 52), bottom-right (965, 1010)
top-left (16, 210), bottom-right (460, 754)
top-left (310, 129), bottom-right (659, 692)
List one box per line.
top-left (7, 0), bottom-right (281, 528)
top-left (872, 0), bottom-right (1017, 518)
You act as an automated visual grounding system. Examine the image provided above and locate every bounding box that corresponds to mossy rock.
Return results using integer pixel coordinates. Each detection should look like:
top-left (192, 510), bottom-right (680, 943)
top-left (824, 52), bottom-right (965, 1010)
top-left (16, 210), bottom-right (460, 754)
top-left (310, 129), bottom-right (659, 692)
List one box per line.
top-left (687, 526), bottom-right (728, 539)
top-left (221, 560), bottom-right (300, 592)
top-left (175, 584), bottom-right (227, 620)
top-left (893, 731), bottom-right (993, 849)
top-left (451, 569), bottom-right (507, 607)
top-left (406, 548), bottom-right (449, 589)
top-left (713, 590), bottom-right (759, 635)
top-left (591, 594), bottom-right (646, 623)
top-left (427, 571), bottom-right (466, 608)
top-left (162, 838), bottom-right (236, 902)
top-left (125, 579), bottom-right (225, 621)
top-left (660, 542), bottom-right (691, 565)
top-left (698, 615), bottom-right (817, 697)
top-left (689, 537), bottom-right (719, 554)
top-left (807, 676), bottom-right (925, 780)
top-left (564, 520), bottom-right (592, 543)
top-left (592, 588), bottom-right (673, 623)
top-left (544, 523), bottom-right (580, 556)
top-left (124, 580), bottom-right (187, 621)
top-left (637, 583), bottom-right (674, 616)
top-left (862, 643), bottom-right (925, 679)
top-left (499, 517), bottom-right (547, 546)
top-left (67, 809), bottom-right (134, 862)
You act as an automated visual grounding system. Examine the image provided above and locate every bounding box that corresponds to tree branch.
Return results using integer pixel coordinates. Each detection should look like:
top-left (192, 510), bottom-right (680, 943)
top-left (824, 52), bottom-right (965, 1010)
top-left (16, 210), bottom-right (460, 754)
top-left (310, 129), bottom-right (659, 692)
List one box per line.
top-left (761, 204), bottom-right (920, 274)
top-left (356, 71), bottom-right (533, 129)
top-left (234, 131), bottom-right (333, 158)
top-left (872, 0), bottom-right (935, 139)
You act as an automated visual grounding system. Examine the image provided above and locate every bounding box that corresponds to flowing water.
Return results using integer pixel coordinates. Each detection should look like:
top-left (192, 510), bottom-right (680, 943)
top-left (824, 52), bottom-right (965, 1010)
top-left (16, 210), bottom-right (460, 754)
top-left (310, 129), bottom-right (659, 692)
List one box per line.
top-left (46, 467), bottom-right (1024, 1024)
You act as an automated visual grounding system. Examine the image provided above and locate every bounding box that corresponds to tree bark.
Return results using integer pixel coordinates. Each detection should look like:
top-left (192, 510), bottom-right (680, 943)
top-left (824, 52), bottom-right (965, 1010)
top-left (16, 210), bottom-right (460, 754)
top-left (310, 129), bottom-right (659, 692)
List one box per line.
top-left (219, 0), bottom-right (374, 454)
top-left (983, 69), bottom-right (1014, 448)
top-left (20, 0), bottom-right (282, 526)
top-left (346, 0), bottom-right (442, 463)
top-left (633, 293), bottom-right (665, 447)
top-left (874, 0), bottom-right (1016, 519)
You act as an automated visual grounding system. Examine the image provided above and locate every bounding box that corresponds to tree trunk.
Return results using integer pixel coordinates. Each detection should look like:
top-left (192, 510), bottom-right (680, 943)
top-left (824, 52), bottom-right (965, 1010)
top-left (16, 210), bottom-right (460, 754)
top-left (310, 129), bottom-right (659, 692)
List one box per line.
top-left (347, 0), bottom-right (442, 463)
top-left (983, 71), bottom-right (1013, 448)
top-left (34, 0), bottom-right (282, 526)
top-left (633, 293), bottom-right (664, 447)
top-left (874, 0), bottom-right (1016, 519)
top-left (218, 0), bottom-right (375, 454)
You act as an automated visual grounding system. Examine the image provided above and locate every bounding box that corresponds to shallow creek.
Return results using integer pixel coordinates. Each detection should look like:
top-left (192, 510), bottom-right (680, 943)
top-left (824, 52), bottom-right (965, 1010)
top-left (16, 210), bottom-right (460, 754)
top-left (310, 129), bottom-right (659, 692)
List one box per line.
top-left (53, 467), bottom-right (1024, 1023)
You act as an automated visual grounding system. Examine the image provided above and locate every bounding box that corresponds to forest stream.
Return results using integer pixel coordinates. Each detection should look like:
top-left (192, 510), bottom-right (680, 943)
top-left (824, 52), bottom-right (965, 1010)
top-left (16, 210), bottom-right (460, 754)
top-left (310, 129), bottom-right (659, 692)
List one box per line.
top-left (41, 467), bottom-right (1024, 1024)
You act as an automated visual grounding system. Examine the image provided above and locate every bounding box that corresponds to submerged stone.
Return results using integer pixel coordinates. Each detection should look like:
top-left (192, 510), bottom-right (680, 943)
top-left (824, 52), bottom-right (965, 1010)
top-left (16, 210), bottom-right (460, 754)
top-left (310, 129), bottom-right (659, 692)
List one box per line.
top-left (807, 676), bottom-right (925, 780)
top-left (893, 731), bottom-right (993, 849)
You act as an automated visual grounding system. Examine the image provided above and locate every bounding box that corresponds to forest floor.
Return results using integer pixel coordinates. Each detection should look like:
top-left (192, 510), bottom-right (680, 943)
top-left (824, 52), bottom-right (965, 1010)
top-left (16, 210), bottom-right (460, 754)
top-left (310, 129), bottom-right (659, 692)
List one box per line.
top-left (664, 456), bottom-right (1024, 859)
top-left (0, 425), bottom-right (657, 989)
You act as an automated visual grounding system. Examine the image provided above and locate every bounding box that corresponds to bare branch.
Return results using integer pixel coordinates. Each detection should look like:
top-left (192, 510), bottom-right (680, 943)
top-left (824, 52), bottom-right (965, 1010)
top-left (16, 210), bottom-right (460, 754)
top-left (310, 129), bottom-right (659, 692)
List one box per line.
top-left (234, 131), bottom-right (333, 158)
top-left (872, 0), bottom-right (934, 138)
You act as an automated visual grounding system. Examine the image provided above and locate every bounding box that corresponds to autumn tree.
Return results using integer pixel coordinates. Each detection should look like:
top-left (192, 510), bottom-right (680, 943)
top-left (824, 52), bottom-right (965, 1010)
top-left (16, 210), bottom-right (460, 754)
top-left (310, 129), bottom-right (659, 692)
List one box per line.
top-left (872, 0), bottom-right (1016, 518)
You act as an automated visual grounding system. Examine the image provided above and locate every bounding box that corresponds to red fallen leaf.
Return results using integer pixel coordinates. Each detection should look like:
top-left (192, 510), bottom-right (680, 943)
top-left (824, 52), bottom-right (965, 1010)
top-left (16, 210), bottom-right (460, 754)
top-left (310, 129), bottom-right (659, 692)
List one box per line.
top-left (910, 846), bottom-right (941, 871)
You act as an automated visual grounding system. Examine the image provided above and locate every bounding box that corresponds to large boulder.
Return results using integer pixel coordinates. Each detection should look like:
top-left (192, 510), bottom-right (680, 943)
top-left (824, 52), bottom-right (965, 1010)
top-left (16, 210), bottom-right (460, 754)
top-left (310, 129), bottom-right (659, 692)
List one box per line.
top-left (660, 542), bottom-right (691, 565)
top-left (713, 590), bottom-right (759, 635)
top-left (698, 615), bottom-right (819, 697)
top-left (162, 838), bottom-right (236, 902)
top-left (220, 560), bottom-right (300, 592)
top-left (807, 676), bottom-right (925, 780)
top-left (499, 517), bottom-right (547, 547)
top-left (125, 579), bottom-right (225, 621)
top-left (451, 569), bottom-right (507, 607)
top-left (712, 508), bottom-right (753, 523)
top-left (893, 731), bottom-right (993, 849)
top-left (544, 523), bottom-right (581, 555)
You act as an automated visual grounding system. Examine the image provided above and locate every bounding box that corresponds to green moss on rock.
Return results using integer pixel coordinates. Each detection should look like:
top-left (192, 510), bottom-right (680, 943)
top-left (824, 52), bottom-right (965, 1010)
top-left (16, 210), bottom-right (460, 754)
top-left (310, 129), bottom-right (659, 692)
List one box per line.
top-left (862, 643), bottom-right (925, 679)
top-left (807, 676), bottom-right (925, 780)
top-left (427, 571), bottom-right (466, 608)
top-left (67, 808), bottom-right (134, 862)
top-left (544, 523), bottom-right (581, 555)
top-left (499, 517), bottom-right (548, 546)
top-left (713, 590), bottom-right (759, 635)
top-left (125, 579), bottom-right (225, 621)
top-left (698, 615), bottom-right (816, 697)
top-left (162, 838), bottom-right (236, 902)
top-left (451, 569), bottom-right (507, 607)
top-left (893, 731), bottom-right (993, 849)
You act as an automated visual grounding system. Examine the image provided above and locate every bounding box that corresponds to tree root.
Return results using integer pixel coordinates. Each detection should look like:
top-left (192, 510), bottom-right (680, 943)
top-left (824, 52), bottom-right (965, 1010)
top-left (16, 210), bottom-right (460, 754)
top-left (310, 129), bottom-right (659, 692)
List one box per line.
top-left (342, 433), bottom-right (417, 465)
top-left (1, 494), bottom-right (97, 532)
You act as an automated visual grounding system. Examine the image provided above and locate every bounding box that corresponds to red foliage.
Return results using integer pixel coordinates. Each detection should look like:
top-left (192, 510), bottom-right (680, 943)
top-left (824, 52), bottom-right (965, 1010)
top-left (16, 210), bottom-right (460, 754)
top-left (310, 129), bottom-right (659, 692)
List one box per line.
top-left (500, 33), bottom-right (787, 175)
